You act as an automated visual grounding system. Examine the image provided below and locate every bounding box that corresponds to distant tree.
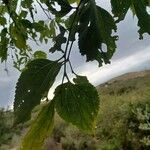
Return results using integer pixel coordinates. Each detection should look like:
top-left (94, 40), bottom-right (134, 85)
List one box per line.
top-left (0, 0), bottom-right (150, 149)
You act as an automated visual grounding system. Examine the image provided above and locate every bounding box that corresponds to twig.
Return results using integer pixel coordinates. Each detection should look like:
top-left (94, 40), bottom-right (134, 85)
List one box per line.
top-left (37, 0), bottom-right (52, 20)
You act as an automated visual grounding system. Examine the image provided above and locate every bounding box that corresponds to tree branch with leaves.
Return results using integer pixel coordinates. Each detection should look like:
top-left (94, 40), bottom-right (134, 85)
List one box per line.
top-left (0, 0), bottom-right (150, 149)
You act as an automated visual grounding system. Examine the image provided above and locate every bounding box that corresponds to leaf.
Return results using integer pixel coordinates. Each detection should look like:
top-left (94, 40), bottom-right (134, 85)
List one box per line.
top-left (20, 19), bottom-right (32, 29)
top-left (0, 17), bottom-right (6, 26)
top-left (0, 28), bottom-right (9, 62)
top-left (132, 0), bottom-right (150, 39)
top-left (111, 0), bottom-right (131, 22)
top-left (111, 0), bottom-right (150, 38)
top-left (49, 20), bottom-right (57, 38)
top-left (49, 25), bottom-right (66, 53)
top-left (68, 0), bottom-right (80, 4)
top-left (65, 11), bottom-right (78, 41)
top-left (10, 25), bottom-right (27, 50)
top-left (73, 75), bottom-right (89, 84)
top-left (78, 0), bottom-right (117, 66)
top-left (34, 51), bottom-right (47, 59)
top-left (21, 101), bottom-right (55, 150)
top-left (54, 77), bottom-right (99, 133)
top-left (46, 0), bottom-right (72, 17)
top-left (32, 21), bottom-right (46, 32)
top-left (14, 59), bottom-right (61, 124)
top-left (20, 10), bottom-right (28, 18)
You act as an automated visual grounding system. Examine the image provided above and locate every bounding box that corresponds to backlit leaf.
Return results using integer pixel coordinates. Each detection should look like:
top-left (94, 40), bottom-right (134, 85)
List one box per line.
top-left (10, 25), bottom-right (27, 50)
top-left (111, 0), bottom-right (150, 38)
top-left (21, 101), bottom-right (55, 150)
top-left (73, 75), bottom-right (89, 84)
top-left (14, 59), bottom-right (61, 124)
top-left (46, 0), bottom-right (72, 17)
top-left (49, 25), bottom-right (66, 53)
top-left (132, 0), bottom-right (150, 39)
top-left (78, 0), bottom-right (117, 66)
top-left (68, 0), bottom-right (80, 4)
top-left (0, 17), bottom-right (6, 26)
top-left (34, 51), bottom-right (47, 59)
top-left (54, 77), bottom-right (99, 133)
top-left (0, 28), bottom-right (9, 62)
top-left (111, 0), bottom-right (131, 22)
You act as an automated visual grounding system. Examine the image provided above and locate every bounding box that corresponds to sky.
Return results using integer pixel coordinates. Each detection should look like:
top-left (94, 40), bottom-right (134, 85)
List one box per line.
top-left (0, 0), bottom-right (150, 108)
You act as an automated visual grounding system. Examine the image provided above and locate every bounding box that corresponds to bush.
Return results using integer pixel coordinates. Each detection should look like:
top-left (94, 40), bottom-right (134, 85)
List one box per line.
top-left (0, 109), bottom-right (13, 146)
top-left (1, 74), bottom-right (150, 150)
top-left (96, 87), bottom-right (150, 150)
top-left (128, 101), bottom-right (150, 149)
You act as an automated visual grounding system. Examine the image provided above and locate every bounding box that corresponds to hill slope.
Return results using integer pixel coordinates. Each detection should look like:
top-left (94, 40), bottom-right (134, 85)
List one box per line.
top-left (106, 70), bottom-right (150, 83)
top-left (0, 70), bottom-right (150, 150)
top-left (97, 70), bottom-right (150, 96)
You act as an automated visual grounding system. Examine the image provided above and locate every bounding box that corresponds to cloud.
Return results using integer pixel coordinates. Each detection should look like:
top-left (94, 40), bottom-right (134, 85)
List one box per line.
top-left (78, 46), bottom-right (150, 85)
top-left (47, 46), bottom-right (150, 100)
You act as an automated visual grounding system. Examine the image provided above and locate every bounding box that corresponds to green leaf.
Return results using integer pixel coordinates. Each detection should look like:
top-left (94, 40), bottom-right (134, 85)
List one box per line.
top-left (0, 28), bottom-right (9, 62)
top-left (65, 11), bottom-right (78, 41)
top-left (32, 21), bottom-right (46, 32)
top-left (49, 20), bottom-right (57, 38)
top-left (54, 77), bottom-right (99, 133)
top-left (132, 0), bottom-right (150, 39)
top-left (111, 0), bottom-right (150, 38)
top-left (14, 59), bottom-right (61, 124)
top-left (20, 10), bottom-right (28, 18)
top-left (49, 25), bottom-right (66, 53)
top-left (73, 75), bottom-right (89, 84)
top-left (21, 0), bottom-right (34, 8)
top-left (21, 101), bottom-right (55, 150)
top-left (20, 19), bottom-right (33, 29)
top-left (68, 0), bottom-right (80, 4)
top-left (111, 0), bottom-right (131, 22)
top-left (78, 0), bottom-right (117, 66)
top-left (0, 17), bottom-right (6, 26)
top-left (47, 0), bottom-right (72, 17)
top-left (10, 25), bottom-right (27, 50)
top-left (34, 51), bottom-right (47, 59)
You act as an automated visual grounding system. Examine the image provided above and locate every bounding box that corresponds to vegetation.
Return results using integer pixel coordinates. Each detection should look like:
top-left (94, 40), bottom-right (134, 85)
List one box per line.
top-left (0, 0), bottom-right (150, 148)
top-left (0, 71), bottom-right (150, 149)
top-left (0, 109), bottom-right (13, 146)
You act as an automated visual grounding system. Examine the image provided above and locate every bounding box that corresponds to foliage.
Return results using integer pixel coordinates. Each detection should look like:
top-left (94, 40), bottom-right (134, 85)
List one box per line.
top-left (0, 109), bottom-right (14, 146)
top-left (0, 0), bottom-right (150, 149)
top-left (21, 101), bottom-right (55, 150)
top-left (54, 76), bottom-right (99, 132)
top-left (0, 72), bottom-right (150, 149)
top-left (129, 101), bottom-right (150, 147)
top-left (14, 59), bottom-right (61, 124)
top-left (49, 73), bottom-right (150, 150)
top-left (96, 97), bottom-right (150, 150)
top-left (96, 73), bottom-right (150, 150)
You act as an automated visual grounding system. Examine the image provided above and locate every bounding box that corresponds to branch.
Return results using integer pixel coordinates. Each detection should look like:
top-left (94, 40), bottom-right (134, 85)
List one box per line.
top-left (37, 0), bottom-right (52, 20)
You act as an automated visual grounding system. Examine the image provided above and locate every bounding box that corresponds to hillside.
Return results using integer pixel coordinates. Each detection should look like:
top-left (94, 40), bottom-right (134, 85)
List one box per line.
top-left (106, 70), bottom-right (150, 83)
top-left (0, 70), bottom-right (150, 150)
top-left (97, 70), bottom-right (150, 96)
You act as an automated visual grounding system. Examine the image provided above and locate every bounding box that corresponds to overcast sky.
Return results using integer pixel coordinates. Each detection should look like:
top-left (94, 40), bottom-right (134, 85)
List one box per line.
top-left (0, 0), bottom-right (150, 108)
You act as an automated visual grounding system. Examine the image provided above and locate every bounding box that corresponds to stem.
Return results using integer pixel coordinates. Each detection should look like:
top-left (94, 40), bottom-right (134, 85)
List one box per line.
top-left (62, 65), bottom-right (70, 84)
top-left (62, 0), bottom-right (83, 83)
top-left (64, 1), bottom-right (81, 57)
top-left (68, 60), bottom-right (78, 76)
top-left (67, 40), bottom-right (74, 60)
top-left (4, 61), bottom-right (9, 76)
top-left (56, 55), bottom-right (65, 62)
top-left (37, 0), bottom-right (52, 20)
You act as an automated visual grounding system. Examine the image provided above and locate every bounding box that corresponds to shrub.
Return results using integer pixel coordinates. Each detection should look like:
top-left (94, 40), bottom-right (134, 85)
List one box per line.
top-left (0, 109), bottom-right (13, 146)
top-left (96, 87), bottom-right (150, 150)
